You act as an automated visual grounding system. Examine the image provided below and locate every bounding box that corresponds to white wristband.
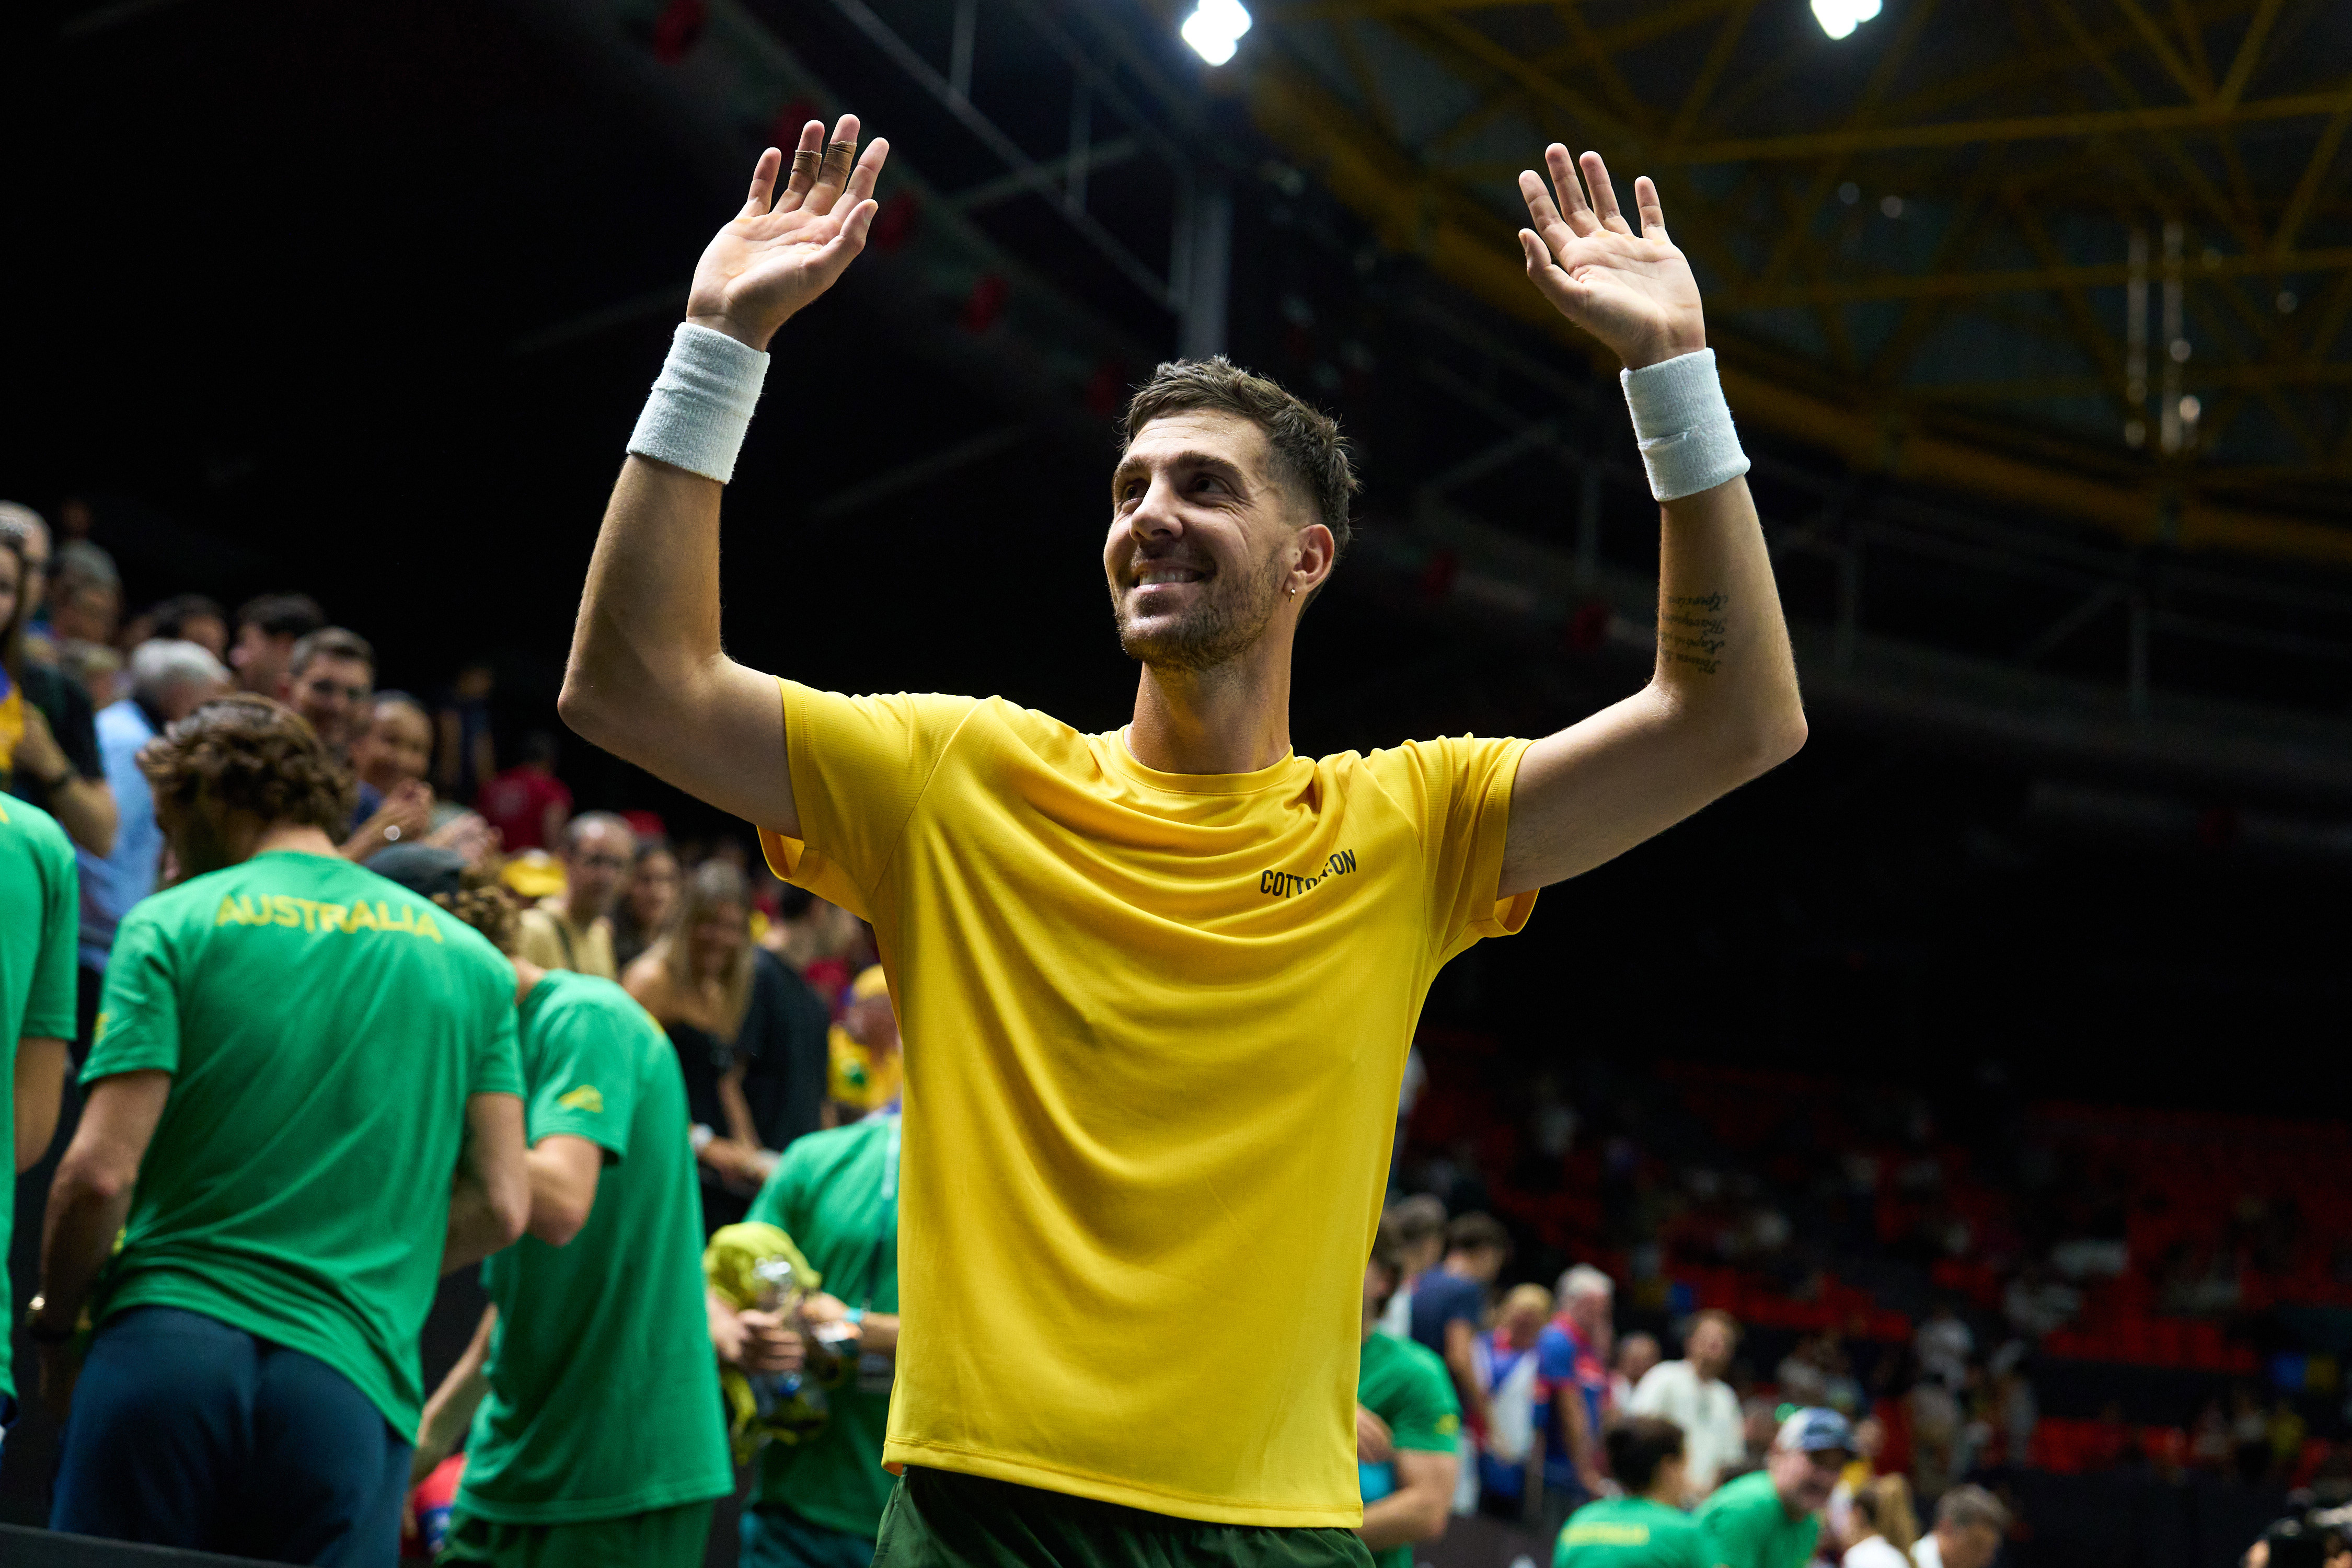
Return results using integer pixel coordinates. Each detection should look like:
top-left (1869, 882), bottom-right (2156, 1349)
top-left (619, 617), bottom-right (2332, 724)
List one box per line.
top-left (627, 322), bottom-right (771, 483)
top-left (1620, 348), bottom-right (1749, 503)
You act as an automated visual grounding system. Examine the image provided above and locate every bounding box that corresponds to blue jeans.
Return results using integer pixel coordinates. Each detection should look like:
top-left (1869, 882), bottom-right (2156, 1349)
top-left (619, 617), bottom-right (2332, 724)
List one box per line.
top-left (51, 1306), bottom-right (411, 1567)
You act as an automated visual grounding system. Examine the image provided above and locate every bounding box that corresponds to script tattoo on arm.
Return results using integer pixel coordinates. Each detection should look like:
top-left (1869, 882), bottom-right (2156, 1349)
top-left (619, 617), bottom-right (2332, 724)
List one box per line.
top-left (1661, 591), bottom-right (1728, 675)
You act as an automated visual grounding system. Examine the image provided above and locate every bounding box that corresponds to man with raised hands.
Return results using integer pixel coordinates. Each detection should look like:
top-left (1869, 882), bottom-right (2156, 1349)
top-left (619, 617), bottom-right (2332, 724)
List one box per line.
top-left (562, 114), bottom-right (1804, 1567)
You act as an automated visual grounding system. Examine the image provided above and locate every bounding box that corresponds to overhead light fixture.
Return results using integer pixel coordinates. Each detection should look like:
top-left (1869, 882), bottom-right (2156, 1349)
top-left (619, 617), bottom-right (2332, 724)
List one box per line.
top-left (1181, 0), bottom-right (1252, 65)
top-left (1811, 0), bottom-right (1883, 39)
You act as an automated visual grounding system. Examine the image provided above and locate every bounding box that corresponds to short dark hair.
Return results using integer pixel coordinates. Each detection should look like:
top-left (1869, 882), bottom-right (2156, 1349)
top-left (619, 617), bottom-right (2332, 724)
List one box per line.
top-left (1606, 1416), bottom-right (1687, 1494)
top-left (287, 627), bottom-right (374, 679)
top-left (1367, 1228), bottom-right (1405, 1309)
top-left (234, 593), bottom-right (326, 642)
top-left (147, 593), bottom-right (225, 640)
top-left (1121, 358), bottom-right (1358, 582)
top-left (1386, 1194), bottom-right (1447, 1251)
top-left (142, 694), bottom-right (356, 850)
top-left (1445, 1212), bottom-right (1511, 1259)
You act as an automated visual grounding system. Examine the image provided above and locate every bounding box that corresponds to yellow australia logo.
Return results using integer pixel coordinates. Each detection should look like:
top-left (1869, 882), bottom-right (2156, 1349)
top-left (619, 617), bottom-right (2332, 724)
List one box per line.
top-left (213, 894), bottom-right (445, 942)
top-left (556, 1086), bottom-right (605, 1114)
top-left (1435, 1413), bottom-right (1460, 1436)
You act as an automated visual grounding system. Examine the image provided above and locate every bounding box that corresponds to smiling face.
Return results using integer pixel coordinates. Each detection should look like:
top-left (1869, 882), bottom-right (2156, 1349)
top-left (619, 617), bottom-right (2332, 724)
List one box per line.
top-left (355, 700), bottom-right (432, 793)
top-left (1104, 410), bottom-right (1328, 674)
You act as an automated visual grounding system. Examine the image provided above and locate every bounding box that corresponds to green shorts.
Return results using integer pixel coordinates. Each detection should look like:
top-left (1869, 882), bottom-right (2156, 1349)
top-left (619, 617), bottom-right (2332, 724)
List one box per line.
top-left (873, 1467), bottom-right (1375, 1568)
top-left (743, 1503), bottom-right (881, 1568)
top-left (439, 1498), bottom-right (716, 1568)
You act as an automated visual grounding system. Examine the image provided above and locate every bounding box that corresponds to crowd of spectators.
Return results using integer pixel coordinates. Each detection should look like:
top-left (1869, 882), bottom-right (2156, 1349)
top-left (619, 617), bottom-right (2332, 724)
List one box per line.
top-left (0, 499), bottom-right (891, 1186)
top-left (1377, 1023), bottom-right (2352, 1565)
top-left (0, 495), bottom-right (929, 1563)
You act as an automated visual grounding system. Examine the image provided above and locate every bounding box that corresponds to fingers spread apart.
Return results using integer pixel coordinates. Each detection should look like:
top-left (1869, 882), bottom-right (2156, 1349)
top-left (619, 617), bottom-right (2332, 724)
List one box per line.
top-left (1524, 146), bottom-right (1666, 243)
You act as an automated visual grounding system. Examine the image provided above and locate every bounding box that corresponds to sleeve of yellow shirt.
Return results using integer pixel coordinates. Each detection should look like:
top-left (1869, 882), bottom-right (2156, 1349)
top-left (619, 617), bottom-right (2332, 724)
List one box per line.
top-left (1370, 735), bottom-right (1538, 965)
top-left (761, 682), bottom-right (984, 918)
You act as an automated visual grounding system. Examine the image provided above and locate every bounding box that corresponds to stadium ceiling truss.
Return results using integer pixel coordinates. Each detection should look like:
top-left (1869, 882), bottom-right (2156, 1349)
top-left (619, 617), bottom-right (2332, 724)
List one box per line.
top-left (1239, 0), bottom-right (2352, 563)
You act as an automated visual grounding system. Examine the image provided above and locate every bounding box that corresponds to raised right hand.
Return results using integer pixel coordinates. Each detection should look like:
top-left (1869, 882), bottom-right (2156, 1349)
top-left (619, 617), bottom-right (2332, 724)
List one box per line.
top-left (686, 115), bottom-right (889, 352)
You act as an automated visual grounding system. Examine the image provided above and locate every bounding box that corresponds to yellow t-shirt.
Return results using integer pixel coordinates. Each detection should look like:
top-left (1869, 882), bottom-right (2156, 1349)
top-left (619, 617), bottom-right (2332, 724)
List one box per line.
top-left (759, 682), bottom-right (1535, 1527)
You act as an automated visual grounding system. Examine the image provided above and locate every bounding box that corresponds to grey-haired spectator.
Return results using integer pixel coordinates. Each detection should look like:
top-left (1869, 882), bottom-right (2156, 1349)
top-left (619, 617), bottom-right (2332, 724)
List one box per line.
top-left (1911, 1485), bottom-right (2009, 1568)
top-left (77, 639), bottom-right (231, 1033)
top-left (227, 592), bottom-right (325, 697)
top-left (515, 813), bottom-right (635, 982)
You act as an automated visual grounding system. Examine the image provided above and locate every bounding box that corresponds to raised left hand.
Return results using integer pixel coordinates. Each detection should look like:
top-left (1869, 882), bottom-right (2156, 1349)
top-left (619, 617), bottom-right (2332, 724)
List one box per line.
top-left (1517, 146), bottom-right (1706, 372)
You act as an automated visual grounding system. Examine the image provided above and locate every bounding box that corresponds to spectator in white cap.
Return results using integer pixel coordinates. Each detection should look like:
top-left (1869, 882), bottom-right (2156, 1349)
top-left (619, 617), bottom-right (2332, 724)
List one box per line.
top-left (1697, 1408), bottom-right (1852, 1568)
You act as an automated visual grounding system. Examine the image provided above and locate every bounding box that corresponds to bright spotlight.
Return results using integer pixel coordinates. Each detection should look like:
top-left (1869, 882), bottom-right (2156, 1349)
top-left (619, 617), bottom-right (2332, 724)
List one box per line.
top-left (1811, 0), bottom-right (1883, 39)
top-left (1181, 0), bottom-right (1252, 65)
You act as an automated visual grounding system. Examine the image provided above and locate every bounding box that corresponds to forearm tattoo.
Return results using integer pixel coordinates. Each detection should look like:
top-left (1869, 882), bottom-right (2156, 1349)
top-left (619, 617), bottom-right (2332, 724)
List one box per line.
top-left (1662, 591), bottom-right (1727, 675)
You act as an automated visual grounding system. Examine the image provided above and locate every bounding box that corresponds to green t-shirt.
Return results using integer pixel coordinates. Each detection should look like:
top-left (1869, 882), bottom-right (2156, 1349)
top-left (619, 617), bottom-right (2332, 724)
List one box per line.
top-left (1357, 1326), bottom-right (1461, 1568)
top-left (456, 970), bottom-right (732, 1524)
top-left (1556, 1496), bottom-right (1711, 1568)
top-left (84, 850), bottom-right (523, 1435)
top-left (1697, 1469), bottom-right (1815, 1568)
top-left (745, 1112), bottom-right (902, 1541)
top-left (0, 797), bottom-right (79, 1404)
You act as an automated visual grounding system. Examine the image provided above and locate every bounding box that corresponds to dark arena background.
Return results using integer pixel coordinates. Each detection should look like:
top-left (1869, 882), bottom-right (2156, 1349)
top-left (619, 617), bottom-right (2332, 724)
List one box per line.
top-left (5, 1), bottom-right (2352, 1566)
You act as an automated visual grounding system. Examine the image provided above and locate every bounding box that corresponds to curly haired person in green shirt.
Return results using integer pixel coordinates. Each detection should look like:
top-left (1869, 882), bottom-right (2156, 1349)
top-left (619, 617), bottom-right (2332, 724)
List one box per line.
top-left (35, 697), bottom-right (530, 1566)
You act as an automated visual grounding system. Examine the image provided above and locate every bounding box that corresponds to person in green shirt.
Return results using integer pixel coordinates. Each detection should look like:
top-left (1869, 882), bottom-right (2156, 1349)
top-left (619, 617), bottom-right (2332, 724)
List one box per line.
top-left (400, 849), bottom-right (735, 1567)
top-left (0, 793), bottom-right (76, 1428)
top-left (1555, 1416), bottom-right (1706, 1568)
top-left (1696, 1408), bottom-right (1852, 1568)
top-left (34, 695), bottom-right (530, 1565)
top-left (722, 1074), bottom-right (905, 1568)
top-left (1356, 1230), bottom-right (1461, 1568)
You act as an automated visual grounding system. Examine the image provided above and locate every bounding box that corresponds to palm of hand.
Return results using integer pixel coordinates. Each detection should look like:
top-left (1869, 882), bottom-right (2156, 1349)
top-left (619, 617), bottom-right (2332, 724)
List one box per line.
top-left (686, 120), bottom-right (890, 348)
top-left (689, 208), bottom-right (850, 331)
top-left (1518, 147), bottom-right (1707, 369)
top-left (1542, 226), bottom-right (1702, 356)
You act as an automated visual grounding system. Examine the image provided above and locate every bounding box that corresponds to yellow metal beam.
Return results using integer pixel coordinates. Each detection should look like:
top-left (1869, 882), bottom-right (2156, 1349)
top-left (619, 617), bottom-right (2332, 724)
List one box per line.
top-left (1667, 86), bottom-right (2352, 163)
top-left (1712, 246), bottom-right (2352, 310)
top-left (1243, 55), bottom-right (2352, 566)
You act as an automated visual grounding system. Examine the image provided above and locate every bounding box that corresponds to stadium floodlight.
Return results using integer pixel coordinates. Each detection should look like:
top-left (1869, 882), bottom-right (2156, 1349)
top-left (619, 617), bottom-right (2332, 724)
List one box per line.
top-left (1181, 0), bottom-right (1252, 65)
top-left (1811, 0), bottom-right (1883, 39)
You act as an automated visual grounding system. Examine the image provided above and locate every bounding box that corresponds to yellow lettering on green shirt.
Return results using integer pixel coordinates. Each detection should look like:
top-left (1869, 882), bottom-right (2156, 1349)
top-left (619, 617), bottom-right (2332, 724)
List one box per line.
top-left (414, 909), bottom-right (444, 944)
top-left (319, 903), bottom-right (348, 933)
top-left (347, 900), bottom-right (379, 931)
top-left (1565, 1524), bottom-right (1652, 1546)
top-left (556, 1086), bottom-right (605, 1114)
top-left (383, 902), bottom-right (413, 933)
top-left (271, 895), bottom-right (302, 928)
top-left (215, 895), bottom-right (248, 927)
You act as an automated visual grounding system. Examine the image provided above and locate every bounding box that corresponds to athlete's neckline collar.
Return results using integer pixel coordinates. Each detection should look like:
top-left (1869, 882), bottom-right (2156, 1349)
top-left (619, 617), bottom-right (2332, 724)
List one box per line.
top-left (1107, 725), bottom-right (1304, 795)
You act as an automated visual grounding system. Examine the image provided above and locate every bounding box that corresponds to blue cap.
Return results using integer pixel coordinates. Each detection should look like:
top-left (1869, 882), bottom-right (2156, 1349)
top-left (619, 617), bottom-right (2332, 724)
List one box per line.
top-left (1775, 1408), bottom-right (1855, 1455)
